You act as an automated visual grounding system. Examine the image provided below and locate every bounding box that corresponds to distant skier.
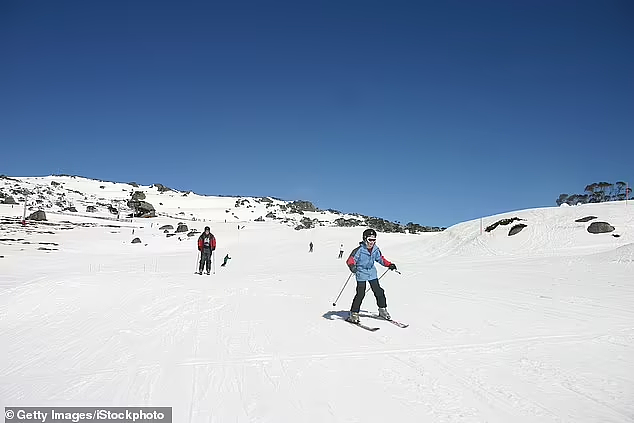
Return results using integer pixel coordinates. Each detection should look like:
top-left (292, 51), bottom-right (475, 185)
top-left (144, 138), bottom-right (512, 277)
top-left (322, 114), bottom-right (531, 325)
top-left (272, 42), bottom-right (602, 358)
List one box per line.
top-left (345, 229), bottom-right (397, 323)
top-left (338, 243), bottom-right (344, 259)
top-left (197, 226), bottom-right (216, 275)
top-left (309, 241), bottom-right (313, 253)
top-left (220, 253), bottom-right (231, 267)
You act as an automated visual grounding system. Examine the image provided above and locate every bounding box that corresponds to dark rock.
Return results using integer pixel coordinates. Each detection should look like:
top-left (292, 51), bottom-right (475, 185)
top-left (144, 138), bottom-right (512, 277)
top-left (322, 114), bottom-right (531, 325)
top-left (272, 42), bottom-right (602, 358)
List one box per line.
top-left (176, 223), bottom-right (188, 233)
top-left (86, 205), bottom-right (97, 212)
top-left (575, 216), bottom-right (597, 223)
top-left (587, 222), bottom-right (615, 234)
top-left (508, 224), bottom-right (527, 236)
top-left (131, 237), bottom-right (142, 244)
top-left (254, 216), bottom-right (265, 222)
top-left (159, 225), bottom-right (174, 230)
top-left (131, 191), bottom-right (146, 201)
top-left (187, 231), bottom-right (198, 237)
top-left (289, 200), bottom-right (317, 212)
top-left (265, 212), bottom-right (276, 219)
top-left (153, 183), bottom-right (173, 193)
top-left (2, 196), bottom-right (17, 205)
top-left (612, 234), bottom-right (621, 238)
top-left (127, 199), bottom-right (156, 217)
top-left (485, 217), bottom-right (524, 233)
top-left (334, 218), bottom-right (364, 228)
top-left (27, 210), bottom-right (47, 221)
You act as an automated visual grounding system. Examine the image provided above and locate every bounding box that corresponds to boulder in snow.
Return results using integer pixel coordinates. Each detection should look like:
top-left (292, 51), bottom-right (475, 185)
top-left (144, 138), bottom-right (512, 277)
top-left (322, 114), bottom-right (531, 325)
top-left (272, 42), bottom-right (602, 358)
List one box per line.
top-left (587, 222), bottom-right (615, 234)
top-left (508, 224), bottom-right (527, 236)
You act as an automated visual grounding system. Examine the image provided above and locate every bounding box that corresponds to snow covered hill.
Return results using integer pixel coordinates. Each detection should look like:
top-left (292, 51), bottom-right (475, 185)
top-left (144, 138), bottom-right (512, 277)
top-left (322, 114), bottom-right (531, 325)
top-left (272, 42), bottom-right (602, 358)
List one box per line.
top-left (0, 174), bottom-right (441, 233)
top-left (1, 178), bottom-right (633, 422)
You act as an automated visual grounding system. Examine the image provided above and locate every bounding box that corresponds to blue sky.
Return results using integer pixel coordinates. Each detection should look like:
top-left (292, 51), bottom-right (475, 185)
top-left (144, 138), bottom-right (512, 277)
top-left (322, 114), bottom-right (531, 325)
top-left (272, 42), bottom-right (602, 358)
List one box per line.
top-left (1, 1), bottom-right (633, 228)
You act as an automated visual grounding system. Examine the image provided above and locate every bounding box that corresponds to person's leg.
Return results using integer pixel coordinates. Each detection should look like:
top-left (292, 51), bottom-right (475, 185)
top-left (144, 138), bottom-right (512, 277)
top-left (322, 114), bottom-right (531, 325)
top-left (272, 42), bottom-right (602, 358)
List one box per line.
top-left (369, 279), bottom-right (390, 319)
top-left (198, 251), bottom-right (204, 273)
top-left (204, 250), bottom-right (212, 273)
top-left (369, 279), bottom-right (387, 308)
top-left (350, 281), bottom-right (367, 313)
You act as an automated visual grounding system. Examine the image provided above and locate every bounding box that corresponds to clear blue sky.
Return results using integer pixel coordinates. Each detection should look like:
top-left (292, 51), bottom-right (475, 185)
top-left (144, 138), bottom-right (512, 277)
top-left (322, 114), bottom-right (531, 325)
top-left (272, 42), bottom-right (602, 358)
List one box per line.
top-left (1, 1), bottom-right (633, 228)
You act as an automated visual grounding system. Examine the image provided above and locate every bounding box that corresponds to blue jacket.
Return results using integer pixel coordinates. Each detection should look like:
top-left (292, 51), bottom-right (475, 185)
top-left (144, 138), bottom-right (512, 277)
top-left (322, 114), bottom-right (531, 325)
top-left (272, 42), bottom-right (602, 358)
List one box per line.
top-left (346, 242), bottom-right (392, 281)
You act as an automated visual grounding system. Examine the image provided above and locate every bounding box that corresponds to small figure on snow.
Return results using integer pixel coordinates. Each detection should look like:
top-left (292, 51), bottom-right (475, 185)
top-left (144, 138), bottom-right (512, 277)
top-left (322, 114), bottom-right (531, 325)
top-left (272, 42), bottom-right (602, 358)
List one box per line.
top-left (197, 226), bottom-right (216, 275)
top-left (338, 243), bottom-right (344, 259)
top-left (220, 253), bottom-right (231, 267)
top-left (309, 241), bottom-right (313, 253)
top-left (345, 229), bottom-right (397, 323)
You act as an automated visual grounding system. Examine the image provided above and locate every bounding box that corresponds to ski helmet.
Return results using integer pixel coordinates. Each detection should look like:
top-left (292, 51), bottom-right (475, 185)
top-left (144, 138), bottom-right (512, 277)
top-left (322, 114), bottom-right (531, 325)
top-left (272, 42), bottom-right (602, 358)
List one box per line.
top-left (362, 228), bottom-right (377, 241)
top-left (204, 226), bottom-right (210, 231)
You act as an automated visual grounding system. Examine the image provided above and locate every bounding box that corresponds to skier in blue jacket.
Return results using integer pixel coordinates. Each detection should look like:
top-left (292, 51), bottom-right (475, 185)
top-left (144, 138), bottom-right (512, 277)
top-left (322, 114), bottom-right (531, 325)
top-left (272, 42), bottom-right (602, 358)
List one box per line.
top-left (346, 228), bottom-right (397, 323)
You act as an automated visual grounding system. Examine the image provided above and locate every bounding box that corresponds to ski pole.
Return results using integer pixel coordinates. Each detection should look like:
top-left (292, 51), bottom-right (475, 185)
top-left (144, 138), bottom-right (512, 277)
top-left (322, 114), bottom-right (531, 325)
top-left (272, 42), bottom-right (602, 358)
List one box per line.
top-left (365, 268), bottom-right (392, 294)
top-left (194, 250), bottom-right (200, 274)
top-left (212, 250), bottom-right (216, 274)
top-left (332, 273), bottom-right (353, 306)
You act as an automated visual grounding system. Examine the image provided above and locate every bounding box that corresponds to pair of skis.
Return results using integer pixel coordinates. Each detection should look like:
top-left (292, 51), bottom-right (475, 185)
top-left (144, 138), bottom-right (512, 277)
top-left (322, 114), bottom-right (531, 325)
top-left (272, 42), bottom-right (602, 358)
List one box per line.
top-left (345, 314), bottom-right (409, 331)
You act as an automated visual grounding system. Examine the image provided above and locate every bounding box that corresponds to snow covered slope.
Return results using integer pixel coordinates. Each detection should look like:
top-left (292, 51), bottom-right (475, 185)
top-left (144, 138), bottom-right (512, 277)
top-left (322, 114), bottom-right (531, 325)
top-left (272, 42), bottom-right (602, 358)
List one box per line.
top-left (1, 182), bottom-right (633, 423)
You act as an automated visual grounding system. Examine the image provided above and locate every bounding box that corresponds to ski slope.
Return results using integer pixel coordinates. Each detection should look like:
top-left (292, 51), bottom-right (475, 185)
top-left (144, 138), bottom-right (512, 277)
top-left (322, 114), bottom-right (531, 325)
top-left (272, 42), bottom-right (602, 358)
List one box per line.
top-left (1, 199), bottom-right (633, 422)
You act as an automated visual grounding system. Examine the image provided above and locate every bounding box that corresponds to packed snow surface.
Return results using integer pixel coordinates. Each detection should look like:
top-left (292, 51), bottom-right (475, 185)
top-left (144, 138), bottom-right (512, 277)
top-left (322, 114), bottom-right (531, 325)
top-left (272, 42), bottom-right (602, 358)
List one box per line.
top-left (1, 179), bottom-right (633, 422)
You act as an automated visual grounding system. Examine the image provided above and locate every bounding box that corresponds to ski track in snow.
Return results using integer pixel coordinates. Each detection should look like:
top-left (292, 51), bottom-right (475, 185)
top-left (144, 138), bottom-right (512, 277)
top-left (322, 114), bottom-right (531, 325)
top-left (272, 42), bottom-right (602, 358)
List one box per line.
top-left (1, 187), bottom-right (634, 422)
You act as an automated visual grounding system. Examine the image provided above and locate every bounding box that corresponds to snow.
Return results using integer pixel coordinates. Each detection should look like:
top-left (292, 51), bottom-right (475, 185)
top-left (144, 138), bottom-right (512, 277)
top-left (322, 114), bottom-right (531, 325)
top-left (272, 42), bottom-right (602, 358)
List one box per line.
top-left (1, 176), bottom-right (633, 422)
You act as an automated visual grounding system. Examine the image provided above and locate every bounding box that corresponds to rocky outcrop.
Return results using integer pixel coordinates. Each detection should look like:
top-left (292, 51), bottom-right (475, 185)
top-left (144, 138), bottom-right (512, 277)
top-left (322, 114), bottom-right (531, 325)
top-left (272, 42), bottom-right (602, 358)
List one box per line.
top-left (127, 197), bottom-right (155, 218)
top-left (152, 183), bottom-right (173, 193)
top-left (131, 237), bottom-right (142, 244)
top-left (485, 217), bottom-right (524, 233)
top-left (508, 224), bottom-right (527, 236)
top-left (2, 195), bottom-right (17, 205)
top-left (587, 222), bottom-right (615, 234)
top-left (176, 223), bottom-right (188, 233)
top-left (288, 200), bottom-right (317, 213)
top-left (575, 216), bottom-right (597, 223)
top-left (131, 191), bottom-right (146, 201)
top-left (27, 210), bottom-right (47, 221)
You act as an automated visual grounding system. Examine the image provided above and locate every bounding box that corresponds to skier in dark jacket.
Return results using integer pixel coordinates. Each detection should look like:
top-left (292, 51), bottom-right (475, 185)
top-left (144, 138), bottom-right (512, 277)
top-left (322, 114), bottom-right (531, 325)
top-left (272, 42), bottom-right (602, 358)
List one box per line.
top-left (345, 228), bottom-right (397, 323)
top-left (197, 226), bottom-right (216, 274)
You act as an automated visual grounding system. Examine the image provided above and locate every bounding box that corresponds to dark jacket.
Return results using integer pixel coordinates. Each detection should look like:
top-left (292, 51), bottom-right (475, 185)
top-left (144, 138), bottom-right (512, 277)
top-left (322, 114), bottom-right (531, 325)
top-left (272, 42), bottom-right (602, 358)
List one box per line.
top-left (197, 233), bottom-right (216, 251)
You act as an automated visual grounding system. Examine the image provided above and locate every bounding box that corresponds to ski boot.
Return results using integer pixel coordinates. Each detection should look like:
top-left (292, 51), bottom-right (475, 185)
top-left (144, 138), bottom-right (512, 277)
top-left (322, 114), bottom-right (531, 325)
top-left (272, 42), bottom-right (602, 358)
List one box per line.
top-left (347, 312), bottom-right (360, 324)
top-left (378, 307), bottom-right (391, 320)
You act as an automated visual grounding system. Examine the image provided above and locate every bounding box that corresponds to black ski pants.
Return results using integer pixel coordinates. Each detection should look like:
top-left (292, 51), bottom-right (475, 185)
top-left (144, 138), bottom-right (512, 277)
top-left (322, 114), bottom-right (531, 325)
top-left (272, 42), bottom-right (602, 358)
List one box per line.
top-left (350, 279), bottom-right (386, 312)
top-left (199, 249), bottom-right (212, 273)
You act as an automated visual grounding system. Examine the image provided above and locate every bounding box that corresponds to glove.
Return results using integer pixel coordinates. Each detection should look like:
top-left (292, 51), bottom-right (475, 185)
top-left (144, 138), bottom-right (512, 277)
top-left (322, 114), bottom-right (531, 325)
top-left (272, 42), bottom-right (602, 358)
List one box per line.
top-left (349, 265), bottom-right (357, 274)
top-left (389, 263), bottom-right (397, 271)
